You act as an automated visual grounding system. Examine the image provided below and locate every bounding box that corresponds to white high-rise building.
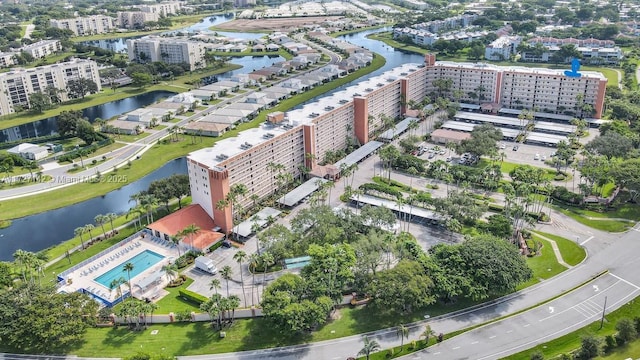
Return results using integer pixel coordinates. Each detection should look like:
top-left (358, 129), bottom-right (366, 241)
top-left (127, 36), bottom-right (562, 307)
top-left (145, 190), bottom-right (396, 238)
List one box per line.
top-left (0, 59), bottom-right (101, 116)
top-left (139, 2), bottom-right (184, 16)
top-left (127, 36), bottom-right (206, 71)
top-left (20, 40), bottom-right (63, 59)
top-left (49, 15), bottom-right (117, 36)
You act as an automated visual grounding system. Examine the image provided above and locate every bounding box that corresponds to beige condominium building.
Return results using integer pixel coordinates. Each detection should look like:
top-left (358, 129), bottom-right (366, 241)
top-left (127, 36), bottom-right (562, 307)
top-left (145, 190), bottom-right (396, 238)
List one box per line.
top-left (49, 15), bottom-right (117, 36)
top-left (187, 54), bottom-right (606, 234)
top-left (117, 11), bottom-right (160, 29)
top-left (126, 36), bottom-right (205, 71)
top-left (20, 40), bottom-right (63, 59)
top-left (138, 1), bottom-right (184, 16)
top-left (0, 59), bottom-right (101, 116)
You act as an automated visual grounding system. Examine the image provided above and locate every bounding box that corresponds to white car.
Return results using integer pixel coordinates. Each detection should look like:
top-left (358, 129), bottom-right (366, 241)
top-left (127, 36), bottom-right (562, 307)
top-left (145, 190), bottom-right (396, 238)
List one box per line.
top-left (534, 153), bottom-right (540, 160)
top-left (500, 143), bottom-right (506, 149)
top-left (542, 155), bottom-right (547, 161)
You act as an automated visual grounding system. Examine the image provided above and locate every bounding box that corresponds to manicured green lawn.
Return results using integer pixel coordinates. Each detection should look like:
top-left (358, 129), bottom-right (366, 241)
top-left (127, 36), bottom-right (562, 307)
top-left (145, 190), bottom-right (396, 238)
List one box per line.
top-left (555, 207), bottom-right (633, 232)
top-left (504, 296), bottom-right (640, 359)
top-left (533, 231), bottom-right (586, 266)
top-left (517, 236), bottom-right (568, 290)
top-left (154, 278), bottom-right (200, 313)
top-left (116, 132), bottom-right (152, 143)
top-left (599, 338), bottom-right (640, 359)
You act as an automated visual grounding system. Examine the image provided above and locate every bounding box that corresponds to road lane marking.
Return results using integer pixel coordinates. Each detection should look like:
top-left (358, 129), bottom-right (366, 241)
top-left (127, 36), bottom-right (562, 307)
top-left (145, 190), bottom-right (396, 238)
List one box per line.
top-left (453, 347), bottom-right (460, 350)
top-left (523, 324), bottom-right (530, 327)
top-left (434, 352), bottom-right (441, 355)
top-left (610, 273), bottom-right (640, 290)
top-left (580, 236), bottom-right (594, 245)
top-left (506, 330), bottom-right (513, 333)
top-left (471, 341), bottom-right (479, 344)
top-left (489, 335), bottom-right (496, 339)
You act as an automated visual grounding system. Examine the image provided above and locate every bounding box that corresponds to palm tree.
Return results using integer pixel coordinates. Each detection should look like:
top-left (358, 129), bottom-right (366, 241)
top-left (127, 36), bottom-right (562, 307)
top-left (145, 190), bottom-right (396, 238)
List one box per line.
top-left (227, 295), bottom-right (241, 323)
top-left (84, 224), bottom-right (95, 242)
top-left (249, 253), bottom-right (260, 305)
top-left (358, 336), bottom-right (381, 360)
top-left (127, 206), bottom-right (145, 229)
top-left (74, 226), bottom-right (86, 250)
top-left (22, 160), bottom-right (38, 181)
top-left (140, 194), bottom-right (158, 224)
top-left (397, 324), bottom-right (409, 350)
top-left (221, 265), bottom-right (232, 297)
top-left (170, 233), bottom-right (184, 257)
top-left (209, 278), bottom-right (221, 296)
top-left (181, 224), bottom-right (200, 251)
top-left (233, 250), bottom-right (248, 307)
top-left (420, 324), bottom-right (435, 346)
top-left (110, 278), bottom-right (125, 304)
top-left (95, 214), bottom-right (108, 239)
top-left (260, 252), bottom-right (274, 295)
top-left (123, 262), bottom-right (135, 299)
top-left (106, 213), bottom-right (118, 235)
top-left (161, 263), bottom-right (178, 282)
top-left (200, 296), bottom-right (221, 329)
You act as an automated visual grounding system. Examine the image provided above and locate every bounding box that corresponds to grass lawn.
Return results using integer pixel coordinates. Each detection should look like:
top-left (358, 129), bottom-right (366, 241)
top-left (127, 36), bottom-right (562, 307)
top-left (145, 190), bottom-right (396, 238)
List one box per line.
top-left (504, 297), bottom-right (640, 359)
top-left (154, 278), bottom-right (200, 313)
top-left (476, 159), bottom-right (559, 181)
top-left (554, 206), bottom-right (634, 232)
top-left (113, 132), bottom-right (152, 143)
top-left (599, 338), bottom-right (640, 359)
top-left (517, 236), bottom-right (568, 290)
top-left (533, 231), bottom-right (586, 266)
top-left (84, 142), bottom-right (126, 158)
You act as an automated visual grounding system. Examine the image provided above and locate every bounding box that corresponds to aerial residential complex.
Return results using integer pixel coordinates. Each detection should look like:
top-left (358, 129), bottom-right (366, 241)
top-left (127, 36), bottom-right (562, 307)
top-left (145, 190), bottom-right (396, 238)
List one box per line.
top-left (49, 15), bottom-right (117, 36)
top-left (0, 40), bottom-right (62, 68)
top-left (127, 37), bottom-right (206, 71)
top-left (187, 54), bottom-right (607, 233)
top-left (0, 59), bottom-right (101, 116)
top-left (522, 37), bottom-right (624, 64)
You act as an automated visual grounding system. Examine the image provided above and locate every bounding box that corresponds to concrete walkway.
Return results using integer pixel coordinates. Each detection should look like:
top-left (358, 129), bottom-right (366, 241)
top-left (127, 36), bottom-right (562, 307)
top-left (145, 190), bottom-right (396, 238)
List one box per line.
top-left (533, 232), bottom-right (571, 268)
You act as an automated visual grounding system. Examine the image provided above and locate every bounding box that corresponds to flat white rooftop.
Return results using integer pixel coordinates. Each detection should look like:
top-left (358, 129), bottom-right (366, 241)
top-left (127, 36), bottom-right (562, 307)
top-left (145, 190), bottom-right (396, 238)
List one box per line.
top-left (286, 63), bottom-right (423, 121)
top-left (188, 122), bottom-right (295, 168)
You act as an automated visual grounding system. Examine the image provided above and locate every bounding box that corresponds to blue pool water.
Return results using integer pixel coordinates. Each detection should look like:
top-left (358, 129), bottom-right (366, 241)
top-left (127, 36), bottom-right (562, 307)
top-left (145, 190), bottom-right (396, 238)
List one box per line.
top-left (94, 250), bottom-right (165, 287)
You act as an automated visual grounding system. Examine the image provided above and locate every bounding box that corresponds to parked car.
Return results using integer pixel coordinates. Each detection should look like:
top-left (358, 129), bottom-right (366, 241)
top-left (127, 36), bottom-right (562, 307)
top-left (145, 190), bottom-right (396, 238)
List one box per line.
top-left (512, 145), bottom-right (519, 151)
top-left (500, 143), bottom-right (506, 149)
top-left (428, 153), bottom-right (435, 159)
top-left (534, 153), bottom-right (540, 160)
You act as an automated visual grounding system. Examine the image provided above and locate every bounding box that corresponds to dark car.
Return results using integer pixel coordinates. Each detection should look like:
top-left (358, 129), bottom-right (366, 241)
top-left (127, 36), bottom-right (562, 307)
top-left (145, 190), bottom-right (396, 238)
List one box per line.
top-left (221, 241), bottom-right (232, 248)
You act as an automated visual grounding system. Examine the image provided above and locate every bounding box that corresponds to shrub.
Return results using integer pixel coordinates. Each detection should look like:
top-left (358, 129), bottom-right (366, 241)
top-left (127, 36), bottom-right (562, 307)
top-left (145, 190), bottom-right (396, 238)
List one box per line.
top-left (530, 351), bottom-right (544, 360)
top-left (408, 340), bottom-right (416, 350)
top-left (604, 334), bottom-right (617, 353)
top-left (178, 289), bottom-right (208, 305)
top-left (386, 348), bottom-right (394, 358)
top-left (615, 317), bottom-right (637, 343)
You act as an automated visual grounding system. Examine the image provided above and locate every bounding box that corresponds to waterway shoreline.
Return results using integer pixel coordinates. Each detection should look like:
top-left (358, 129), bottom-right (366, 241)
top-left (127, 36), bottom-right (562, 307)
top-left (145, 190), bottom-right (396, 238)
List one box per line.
top-left (0, 64), bottom-right (242, 131)
top-left (0, 54), bottom-right (386, 225)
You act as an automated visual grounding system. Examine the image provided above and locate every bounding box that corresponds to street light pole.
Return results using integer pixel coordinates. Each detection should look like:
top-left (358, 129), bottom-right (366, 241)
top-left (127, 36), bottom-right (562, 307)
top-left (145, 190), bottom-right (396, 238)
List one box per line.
top-left (599, 296), bottom-right (608, 329)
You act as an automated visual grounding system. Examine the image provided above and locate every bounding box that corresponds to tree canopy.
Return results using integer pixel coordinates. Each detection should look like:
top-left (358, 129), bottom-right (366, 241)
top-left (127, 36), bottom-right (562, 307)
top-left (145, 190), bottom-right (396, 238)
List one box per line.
top-left (0, 283), bottom-right (98, 352)
top-left (457, 124), bottom-right (503, 157)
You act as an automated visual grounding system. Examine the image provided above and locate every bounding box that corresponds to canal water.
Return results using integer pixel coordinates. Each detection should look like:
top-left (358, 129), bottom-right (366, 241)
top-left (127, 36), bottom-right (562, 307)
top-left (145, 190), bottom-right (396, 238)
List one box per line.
top-left (0, 158), bottom-right (187, 258)
top-left (0, 91), bottom-right (175, 143)
top-left (0, 24), bottom-right (429, 260)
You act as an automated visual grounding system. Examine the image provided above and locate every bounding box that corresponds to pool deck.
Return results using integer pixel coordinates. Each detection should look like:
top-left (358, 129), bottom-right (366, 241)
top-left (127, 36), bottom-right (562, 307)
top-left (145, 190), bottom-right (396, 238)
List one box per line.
top-left (58, 233), bottom-right (180, 306)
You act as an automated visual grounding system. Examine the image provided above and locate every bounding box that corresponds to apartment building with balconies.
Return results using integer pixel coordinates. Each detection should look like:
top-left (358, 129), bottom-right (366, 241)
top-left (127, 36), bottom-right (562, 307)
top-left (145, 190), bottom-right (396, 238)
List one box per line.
top-left (49, 15), bottom-right (116, 36)
top-left (0, 59), bottom-right (101, 115)
top-left (127, 36), bottom-right (206, 71)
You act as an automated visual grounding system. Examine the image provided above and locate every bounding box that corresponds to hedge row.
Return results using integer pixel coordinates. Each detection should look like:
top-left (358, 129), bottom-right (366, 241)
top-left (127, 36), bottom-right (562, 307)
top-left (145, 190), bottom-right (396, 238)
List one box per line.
top-left (178, 289), bottom-right (208, 305)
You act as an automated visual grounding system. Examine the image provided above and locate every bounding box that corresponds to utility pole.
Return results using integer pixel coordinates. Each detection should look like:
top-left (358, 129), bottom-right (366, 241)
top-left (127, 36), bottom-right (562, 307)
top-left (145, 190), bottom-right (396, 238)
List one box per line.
top-left (599, 296), bottom-right (608, 330)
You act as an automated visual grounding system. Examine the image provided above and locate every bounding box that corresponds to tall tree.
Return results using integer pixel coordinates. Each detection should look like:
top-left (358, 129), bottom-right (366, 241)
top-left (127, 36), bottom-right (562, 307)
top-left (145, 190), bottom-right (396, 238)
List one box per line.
top-left (357, 336), bottom-right (381, 360)
top-left (397, 324), bottom-right (409, 350)
top-left (66, 78), bottom-right (98, 99)
top-left (233, 250), bottom-right (248, 307)
top-left (123, 262), bottom-right (135, 299)
top-left (221, 265), bottom-right (233, 298)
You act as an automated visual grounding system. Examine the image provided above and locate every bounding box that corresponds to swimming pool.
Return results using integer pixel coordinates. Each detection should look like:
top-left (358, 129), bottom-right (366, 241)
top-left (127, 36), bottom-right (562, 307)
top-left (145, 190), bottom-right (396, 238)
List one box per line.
top-left (94, 250), bottom-right (165, 288)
